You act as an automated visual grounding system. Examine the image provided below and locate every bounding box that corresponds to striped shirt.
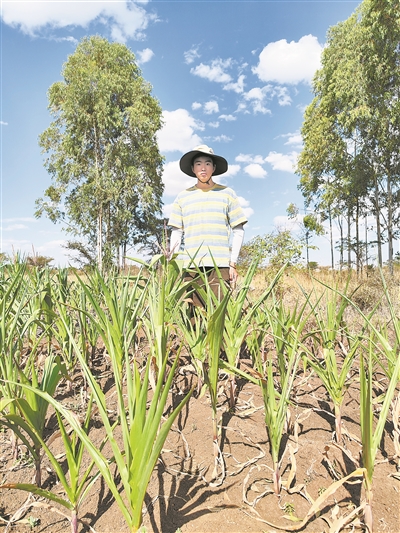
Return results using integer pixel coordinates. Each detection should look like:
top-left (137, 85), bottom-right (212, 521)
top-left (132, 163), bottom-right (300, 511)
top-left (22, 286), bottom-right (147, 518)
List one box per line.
top-left (168, 184), bottom-right (247, 267)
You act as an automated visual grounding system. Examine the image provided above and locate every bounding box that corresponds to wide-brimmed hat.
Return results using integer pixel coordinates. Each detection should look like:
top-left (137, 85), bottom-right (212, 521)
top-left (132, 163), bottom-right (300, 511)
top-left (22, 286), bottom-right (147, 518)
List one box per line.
top-left (179, 145), bottom-right (228, 177)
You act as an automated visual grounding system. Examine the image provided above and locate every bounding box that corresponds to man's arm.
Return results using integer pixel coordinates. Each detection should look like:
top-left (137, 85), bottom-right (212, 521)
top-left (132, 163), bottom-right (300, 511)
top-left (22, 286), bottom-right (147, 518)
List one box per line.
top-left (230, 224), bottom-right (245, 264)
top-left (169, 227), bottom-right (183, 256)
top-left (229, 224), bottom-right (245, 283)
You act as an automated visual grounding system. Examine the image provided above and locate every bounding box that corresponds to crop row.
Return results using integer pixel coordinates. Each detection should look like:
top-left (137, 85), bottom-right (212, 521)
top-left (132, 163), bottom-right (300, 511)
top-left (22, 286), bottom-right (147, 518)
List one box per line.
top-left (0, 256), bottom-right (399, 532)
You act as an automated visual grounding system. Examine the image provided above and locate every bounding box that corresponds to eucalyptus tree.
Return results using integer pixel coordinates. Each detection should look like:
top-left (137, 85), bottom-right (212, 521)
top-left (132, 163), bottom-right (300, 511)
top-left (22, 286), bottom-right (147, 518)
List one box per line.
top-left (36, 36), bottom-right (164, 271)
top-left (297, 0), bottom-right (400, 271)
top-left (287, 203), bottom-right (325, 266)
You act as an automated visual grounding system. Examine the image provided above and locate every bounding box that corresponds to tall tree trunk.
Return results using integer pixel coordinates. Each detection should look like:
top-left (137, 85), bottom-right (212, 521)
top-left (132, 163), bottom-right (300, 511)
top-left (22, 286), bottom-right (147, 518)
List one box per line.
top-left (373, 171), bottom-right (383, 267)
top-left (97, 207), bottom-right (103, 272)
top-left (329, 208), bottom-right (334, 269)
top-left (387, 171), bottom-right (394, 275)
top-left (365, 215), bottom-right (368, 270)
top-left (347, 205), bottom-right (351, 269)
top-left (338, 216), bottom-right (344, 269)
top-left (356, 199), bottom-right (360, 276)
top-left (122, 242), bottom-right (127, 270)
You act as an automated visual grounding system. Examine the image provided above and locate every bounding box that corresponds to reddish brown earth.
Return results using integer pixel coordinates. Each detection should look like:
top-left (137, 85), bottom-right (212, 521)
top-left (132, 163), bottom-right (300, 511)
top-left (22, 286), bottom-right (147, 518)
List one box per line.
top-left (0, 356), bottom-right (399, 533)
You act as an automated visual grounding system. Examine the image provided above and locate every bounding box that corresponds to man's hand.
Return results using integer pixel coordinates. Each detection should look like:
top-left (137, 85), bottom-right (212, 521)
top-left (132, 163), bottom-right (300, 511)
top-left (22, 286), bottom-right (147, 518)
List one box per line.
top-left (229, 263), bottom-right (238, 287)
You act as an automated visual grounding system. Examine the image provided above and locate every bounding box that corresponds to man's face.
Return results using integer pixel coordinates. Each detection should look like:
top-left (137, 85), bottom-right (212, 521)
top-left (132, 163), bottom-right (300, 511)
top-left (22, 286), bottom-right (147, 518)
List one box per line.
top-left (191, 156), bottom-right (216, 182)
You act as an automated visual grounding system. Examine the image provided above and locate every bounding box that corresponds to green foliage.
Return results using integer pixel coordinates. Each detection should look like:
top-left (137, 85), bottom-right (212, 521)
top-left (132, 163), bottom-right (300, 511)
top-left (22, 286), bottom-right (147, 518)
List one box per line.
top-left (36, 36), bottom-right (164, 271)
top-left (238, 229), bottom-right (302, 270)
top-left (296, 0), bottom-right (400, 270)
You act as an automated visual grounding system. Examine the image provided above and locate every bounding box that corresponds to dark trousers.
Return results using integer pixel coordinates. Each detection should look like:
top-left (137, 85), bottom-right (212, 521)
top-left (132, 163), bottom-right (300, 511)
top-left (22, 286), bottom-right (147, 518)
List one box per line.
top-left (184, 267), bottom-right (230, 308)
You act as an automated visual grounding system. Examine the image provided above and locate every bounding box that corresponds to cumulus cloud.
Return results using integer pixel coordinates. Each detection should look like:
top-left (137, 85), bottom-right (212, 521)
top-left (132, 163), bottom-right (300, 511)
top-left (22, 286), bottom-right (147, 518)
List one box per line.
top-left (157, 109), bottom-right (204, 153)
top-left (192, 102), bottom-right (202, 110)
top-left (252, 35), bottom-right (323, 85)
top-left (244, 163), bottom-right (267, 179)
top-left (242, 86), bottom-right (273, 114)
top-left (208, 122), bottom-right (220, 128)
top-left (265, 151), bottom-right (299, 173)
top-left (224, 164), bottom-right (241, 178)
top-left (281, 131), bottom-right (303, 147)
top-left (191, 58), bottom-right (233, 84)
top-left (184, 46), bottom-right (201, 65)
top-left (162, 202), bottom-right (174, 219)
top-left (161, 160), bottom-right (194, 198)
top-left (209, 134), bottom-right (232, 143)
top-left (274, 86), bottom-right (292, 106)
top-left (219, 114), bottom-right (236, 122)
top-left (235, 154), bottom-right (265, 164)
top-left (1, 0), bottom-right (155, 41)
top-left (223, 74), bottom-right (245, 93)
top-left (241, 84), bottom-right (292, 114)
top-left (237, 196), bottom-right (254, 219)
top-left (204, 101), bottom-right (219, 114)
top-left (136, 48), bottom-right (154, 64)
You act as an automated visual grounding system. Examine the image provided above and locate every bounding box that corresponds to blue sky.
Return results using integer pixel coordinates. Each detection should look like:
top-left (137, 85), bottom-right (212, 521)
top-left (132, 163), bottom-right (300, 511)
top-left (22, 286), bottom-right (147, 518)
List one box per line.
top-left (1, 0), bottom-right (361, 267)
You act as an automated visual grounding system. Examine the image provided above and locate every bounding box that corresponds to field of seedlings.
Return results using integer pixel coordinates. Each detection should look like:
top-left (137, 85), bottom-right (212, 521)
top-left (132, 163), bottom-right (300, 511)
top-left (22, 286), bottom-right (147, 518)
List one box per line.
top-left (0, 257), bottom-right (399, 533)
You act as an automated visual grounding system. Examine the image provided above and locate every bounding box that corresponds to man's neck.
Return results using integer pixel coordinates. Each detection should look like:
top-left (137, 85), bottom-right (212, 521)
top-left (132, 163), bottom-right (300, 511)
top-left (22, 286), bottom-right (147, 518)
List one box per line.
top-left (196, 179), bottom-right (215, 190)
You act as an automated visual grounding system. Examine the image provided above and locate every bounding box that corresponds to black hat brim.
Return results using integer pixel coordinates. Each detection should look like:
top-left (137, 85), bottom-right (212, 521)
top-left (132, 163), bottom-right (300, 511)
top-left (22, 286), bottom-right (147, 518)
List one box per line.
top-left (179, 148), bottom-right (228, 177)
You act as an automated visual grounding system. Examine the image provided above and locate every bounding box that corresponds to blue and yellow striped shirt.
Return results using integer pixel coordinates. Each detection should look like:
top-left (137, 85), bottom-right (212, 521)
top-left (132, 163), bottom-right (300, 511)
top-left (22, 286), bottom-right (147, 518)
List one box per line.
top-left (168, 184), bottom-right (247, 267)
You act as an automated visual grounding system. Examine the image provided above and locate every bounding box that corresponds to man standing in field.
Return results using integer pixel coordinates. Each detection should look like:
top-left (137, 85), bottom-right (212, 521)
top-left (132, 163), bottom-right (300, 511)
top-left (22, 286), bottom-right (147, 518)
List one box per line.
top-left (168, 145), bottom-right (247, 305)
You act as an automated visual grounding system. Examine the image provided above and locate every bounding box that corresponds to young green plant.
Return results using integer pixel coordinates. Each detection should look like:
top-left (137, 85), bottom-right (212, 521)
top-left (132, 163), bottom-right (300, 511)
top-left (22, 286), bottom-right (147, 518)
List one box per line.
top-left (301, 281), bottom-right (362, 442)
top-left (38, 268), bottom-right (193, 532)
top-left (222, 261), bottom-right (286, 408)
top-left (1, 395), bottom-right (101, 533)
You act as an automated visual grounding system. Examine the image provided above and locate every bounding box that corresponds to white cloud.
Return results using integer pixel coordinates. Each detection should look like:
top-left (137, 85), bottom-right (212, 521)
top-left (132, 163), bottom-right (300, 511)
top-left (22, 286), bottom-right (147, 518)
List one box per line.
top-left (223, 74), bottom-right (245, 93)
top-left (224, 164), bottom-right (241, 178)
top-left (51, 35), bottom-right (78, 45)
top-left (237, 196), bottom-right (254, 219)
top-left (252, 35), bottom-right (323, 85)
top-left (208, 122), bottom-right (220, 128)
top-left (184, 46), bottom-right (201, 65)
top-left (136, 48), bottom-right (154, 64)
top-left (219, 114), bottom-right (236, 122)
top-left (244, 163), bottom-right (267, 179)
top-left (209, 134), bottom-right (232, 143)
top-left (191, 58), bottom-right (232, 84)
top-left (161, 160), bottom-right (194, 198)
top-left (242, 84), bottom-right (291, 113)
top-left (275, 86), bottom-right (292, 106)
top-left (2, 217), bottom-right (36, 224)
top-left (265, 151), bottom-right (299, 173)
top-left (281, 131), bottom-right (303, 147)
top-left (1, 121), bottom-right (8, 126)
top-left (235, 102), bottom-right (250, 114)
top-left (204, 101), bottom-right (219, 114)
top-left (1, 0), bottom-right (154, 41)
top-left (235, 154), bottom-right (265, 164)
top-left (157, 109), bottom-right (204, 153)
top-left (192, 102), bottom-right (202, 110)
top-left (243, 86), bottom-right (273, 114)
top-left (2, 224), bottom-right (29, 231)
top-left (162, 202), bottom-right (174, 219)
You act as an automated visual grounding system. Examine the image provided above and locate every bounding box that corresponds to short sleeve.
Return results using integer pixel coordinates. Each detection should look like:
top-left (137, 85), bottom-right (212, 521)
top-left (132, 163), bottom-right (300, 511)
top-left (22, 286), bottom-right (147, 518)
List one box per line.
top-left (227, 189), bottom-right (248, 228)
top-left (168, 197), bottom-right (183, 229)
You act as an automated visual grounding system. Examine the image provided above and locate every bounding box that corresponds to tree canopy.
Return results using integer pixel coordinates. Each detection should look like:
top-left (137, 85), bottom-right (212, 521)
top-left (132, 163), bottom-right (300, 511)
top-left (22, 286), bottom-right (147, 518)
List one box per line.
top-left (296, 0), bottom-right (400, 272)
top-left (36, 36), bottom-right (164, 270)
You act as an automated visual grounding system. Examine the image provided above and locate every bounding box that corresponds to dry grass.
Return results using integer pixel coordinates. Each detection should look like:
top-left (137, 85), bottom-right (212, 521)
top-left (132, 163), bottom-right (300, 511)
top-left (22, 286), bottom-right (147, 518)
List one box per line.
top-left (243, 265), bottom-right (400, 328)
